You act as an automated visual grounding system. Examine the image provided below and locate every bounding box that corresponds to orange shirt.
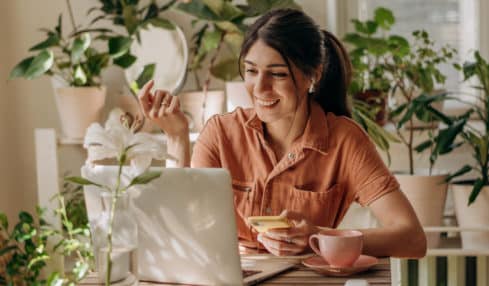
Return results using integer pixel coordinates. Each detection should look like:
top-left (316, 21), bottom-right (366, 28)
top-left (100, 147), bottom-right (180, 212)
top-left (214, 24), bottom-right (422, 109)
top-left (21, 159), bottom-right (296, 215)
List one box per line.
top-left (191, 103), bottom-right (399, 244)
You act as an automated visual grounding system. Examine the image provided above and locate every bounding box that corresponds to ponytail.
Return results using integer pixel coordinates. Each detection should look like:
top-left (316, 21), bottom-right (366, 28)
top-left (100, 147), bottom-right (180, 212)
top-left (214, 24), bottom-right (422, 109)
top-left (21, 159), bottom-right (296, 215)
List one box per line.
top-left (313, 30), bottom-right (352, 118)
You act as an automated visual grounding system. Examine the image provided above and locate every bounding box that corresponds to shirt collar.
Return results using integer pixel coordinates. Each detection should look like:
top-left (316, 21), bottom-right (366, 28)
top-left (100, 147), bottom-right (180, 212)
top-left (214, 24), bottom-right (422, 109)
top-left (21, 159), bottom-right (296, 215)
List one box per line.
top-left (245, 102), bottom-right (329, 155)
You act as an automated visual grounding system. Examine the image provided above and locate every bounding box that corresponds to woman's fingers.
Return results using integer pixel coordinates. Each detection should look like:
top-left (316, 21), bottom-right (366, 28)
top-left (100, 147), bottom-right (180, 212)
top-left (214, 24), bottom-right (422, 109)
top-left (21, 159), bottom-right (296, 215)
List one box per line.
top-left (138, 80), bottom-right (155, 117)
top-left (151, 90), bottom-right (164, 118)
top-left (257, 233), bottom-right (304, 255)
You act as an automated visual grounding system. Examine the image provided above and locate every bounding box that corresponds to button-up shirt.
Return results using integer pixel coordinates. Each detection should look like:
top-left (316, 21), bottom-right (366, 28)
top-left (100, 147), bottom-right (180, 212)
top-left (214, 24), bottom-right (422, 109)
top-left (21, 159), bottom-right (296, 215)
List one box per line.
top-left (191, 103), bottom-right (400, 244)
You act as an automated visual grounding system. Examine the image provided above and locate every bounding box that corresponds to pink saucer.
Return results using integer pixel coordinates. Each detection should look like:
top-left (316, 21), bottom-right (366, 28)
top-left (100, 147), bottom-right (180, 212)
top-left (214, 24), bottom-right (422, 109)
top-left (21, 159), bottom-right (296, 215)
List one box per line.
top-left (302, 255), bottom-right (378, 276)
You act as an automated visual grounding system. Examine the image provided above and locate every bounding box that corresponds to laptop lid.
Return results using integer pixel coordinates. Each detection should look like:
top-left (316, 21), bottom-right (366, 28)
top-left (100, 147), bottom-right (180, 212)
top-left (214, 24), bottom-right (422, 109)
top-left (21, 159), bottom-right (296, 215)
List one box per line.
top-left (83, 166), bottom-right (243, 285)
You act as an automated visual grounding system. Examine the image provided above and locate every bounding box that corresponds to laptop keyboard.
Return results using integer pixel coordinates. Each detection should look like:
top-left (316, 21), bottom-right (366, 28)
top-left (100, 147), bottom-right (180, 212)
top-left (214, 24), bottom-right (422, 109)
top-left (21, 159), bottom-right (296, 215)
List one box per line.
top-left (242, 269), bottom-right (262, 278)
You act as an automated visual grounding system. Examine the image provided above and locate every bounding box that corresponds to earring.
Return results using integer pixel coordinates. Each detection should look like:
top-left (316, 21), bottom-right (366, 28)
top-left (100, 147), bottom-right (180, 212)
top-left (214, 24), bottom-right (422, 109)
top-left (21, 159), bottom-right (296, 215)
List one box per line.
top-left (308, 79), bottom-right (315, 94)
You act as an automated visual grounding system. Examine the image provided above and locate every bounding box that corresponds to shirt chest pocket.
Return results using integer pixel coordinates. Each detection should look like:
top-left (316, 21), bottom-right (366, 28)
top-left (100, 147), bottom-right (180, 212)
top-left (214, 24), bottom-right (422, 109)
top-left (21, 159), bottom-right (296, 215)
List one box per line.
top-left (270, 183), bottom-right (345, 228)
top-left (232, 180), bottom-right (255, 219)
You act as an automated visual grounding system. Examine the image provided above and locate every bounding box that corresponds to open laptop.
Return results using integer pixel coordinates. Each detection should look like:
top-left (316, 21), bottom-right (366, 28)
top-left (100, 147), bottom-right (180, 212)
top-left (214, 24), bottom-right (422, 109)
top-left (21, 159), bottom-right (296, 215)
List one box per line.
top-left (82, 166), bottom-right (295, 285)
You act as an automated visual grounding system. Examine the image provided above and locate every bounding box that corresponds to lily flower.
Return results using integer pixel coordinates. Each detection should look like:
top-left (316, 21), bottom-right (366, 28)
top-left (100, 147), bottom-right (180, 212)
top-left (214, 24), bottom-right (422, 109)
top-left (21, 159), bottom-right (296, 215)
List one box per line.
top-left (84, 108), bottom-right (168, 175)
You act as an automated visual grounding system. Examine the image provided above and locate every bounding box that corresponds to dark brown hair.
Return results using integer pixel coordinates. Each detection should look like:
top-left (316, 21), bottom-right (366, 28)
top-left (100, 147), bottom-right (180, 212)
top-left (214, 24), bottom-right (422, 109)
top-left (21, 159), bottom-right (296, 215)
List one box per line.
top-left (239, 9), bottom-right (352, 117)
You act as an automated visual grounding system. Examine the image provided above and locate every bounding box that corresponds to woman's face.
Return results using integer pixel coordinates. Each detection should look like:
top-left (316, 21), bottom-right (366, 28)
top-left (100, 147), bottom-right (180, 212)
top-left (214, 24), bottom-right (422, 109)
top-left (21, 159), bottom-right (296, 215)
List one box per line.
top-left (243, 40), bottom-right (311, 124)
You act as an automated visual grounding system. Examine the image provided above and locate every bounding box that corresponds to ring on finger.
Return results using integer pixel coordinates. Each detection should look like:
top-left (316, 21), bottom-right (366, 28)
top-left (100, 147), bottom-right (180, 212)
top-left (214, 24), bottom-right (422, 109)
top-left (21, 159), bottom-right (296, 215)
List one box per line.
top-left (285, 237), bottom-right (293, 244)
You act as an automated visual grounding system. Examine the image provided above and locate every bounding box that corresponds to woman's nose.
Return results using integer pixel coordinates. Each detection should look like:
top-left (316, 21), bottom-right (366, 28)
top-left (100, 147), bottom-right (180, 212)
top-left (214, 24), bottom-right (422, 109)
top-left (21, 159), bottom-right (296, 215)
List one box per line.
top-left (254, 73), bottom-right (270, 95)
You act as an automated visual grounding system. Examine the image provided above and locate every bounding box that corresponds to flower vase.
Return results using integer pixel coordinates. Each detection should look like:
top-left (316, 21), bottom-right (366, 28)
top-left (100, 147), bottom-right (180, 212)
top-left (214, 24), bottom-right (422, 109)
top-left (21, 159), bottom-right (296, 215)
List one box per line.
top-left (92, 192), bottom-right (138, 285)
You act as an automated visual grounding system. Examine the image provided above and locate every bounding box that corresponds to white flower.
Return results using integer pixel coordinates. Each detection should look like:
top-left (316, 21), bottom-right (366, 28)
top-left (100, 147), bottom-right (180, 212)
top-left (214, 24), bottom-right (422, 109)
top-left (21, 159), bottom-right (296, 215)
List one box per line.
top-left (84, 108), bottom-right (169, 175)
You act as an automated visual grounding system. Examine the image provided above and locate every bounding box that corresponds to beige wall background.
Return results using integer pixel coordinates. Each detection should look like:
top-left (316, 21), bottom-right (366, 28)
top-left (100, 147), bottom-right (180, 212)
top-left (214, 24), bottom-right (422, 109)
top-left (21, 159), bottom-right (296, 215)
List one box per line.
top-left (0, 0), bottom-right (328, 223)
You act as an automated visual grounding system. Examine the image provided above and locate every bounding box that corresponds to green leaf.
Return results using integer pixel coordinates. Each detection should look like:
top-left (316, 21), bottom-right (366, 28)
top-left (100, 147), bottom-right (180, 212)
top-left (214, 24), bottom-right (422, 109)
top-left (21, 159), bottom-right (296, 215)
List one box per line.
top-left (128, 170), bottom-right (161, 187)
top-left (223, 32), bottom-right (244, 55)
top-left (0, 212), bottom-right (7, 230)
top-left (108, 36), bottom-right (133, 59)
top-left (19, 211), bottom-right (33, 224)
top-left (374, 7), bottom-right (395, 30)
top-left (202, 30), bottom-right (222, 52)
top-left (468, 178), bottom-right (484, 205)
top-left (445, 165), bottom-right (472, 182)
top-left (123, 5), bottom-right (139, 35)
top-left (113, 53), bottom-right (137, 68)
top-left (211, 57), bottom-right (239, 81)
top-left (29, 34), bottom-right (60, 51)
top-left (414, 140), bottom-right (433, 153)
top-left (134, 63), bottom-right (156, 91)
top-left (71, 33), bottom-right (91, 63)
top-left (9, 57), bottom-right (34, 78)
top-left (396, 103), bottom-right (416, 128)
top-left (387, 35), bottom-right (410, 57)
top-left (203, 0), bottom-right (224, 16)
top-left (73, 65), bottom-right (87, 86)
top-left (46, 272), bottom-right (63, 286)
top-left (55, 14), bottom-right (62, 36)
top-left (65, 176), bottom-right (103, 188)
top-left (177, 1), bottom-right (219, 21)
top-left (24, 50), bottom-right (54, 79)
top-left (147, 18), bottom-right (175, 30)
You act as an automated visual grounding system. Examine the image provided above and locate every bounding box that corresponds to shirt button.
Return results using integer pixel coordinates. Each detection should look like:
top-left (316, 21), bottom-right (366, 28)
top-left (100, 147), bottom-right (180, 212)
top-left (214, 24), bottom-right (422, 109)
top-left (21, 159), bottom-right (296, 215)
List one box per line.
top-left (265, 207), bottom-right (272, 214)
top-left (287, 152), bottom-right (296, 160)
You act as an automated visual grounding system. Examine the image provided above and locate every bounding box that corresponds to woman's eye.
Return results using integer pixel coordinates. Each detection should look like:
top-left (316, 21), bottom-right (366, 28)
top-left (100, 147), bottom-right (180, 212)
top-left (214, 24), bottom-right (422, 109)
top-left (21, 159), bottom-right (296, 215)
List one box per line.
top-left (245, 69), bottom-right (257, 74)
top-left (271, 72), bottom-right (287, 78)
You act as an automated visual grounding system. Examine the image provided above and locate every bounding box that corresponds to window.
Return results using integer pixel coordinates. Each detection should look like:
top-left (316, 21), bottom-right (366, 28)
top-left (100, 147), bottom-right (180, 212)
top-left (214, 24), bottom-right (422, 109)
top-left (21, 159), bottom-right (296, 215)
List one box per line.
top-left (357, 0), bottom-right (480, 111)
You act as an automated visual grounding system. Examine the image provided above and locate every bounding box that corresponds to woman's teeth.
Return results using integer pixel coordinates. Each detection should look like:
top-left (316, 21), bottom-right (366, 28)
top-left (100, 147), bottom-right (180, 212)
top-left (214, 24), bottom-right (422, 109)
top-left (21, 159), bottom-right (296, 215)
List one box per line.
top-left (256, 98), bottom-right (279, 106)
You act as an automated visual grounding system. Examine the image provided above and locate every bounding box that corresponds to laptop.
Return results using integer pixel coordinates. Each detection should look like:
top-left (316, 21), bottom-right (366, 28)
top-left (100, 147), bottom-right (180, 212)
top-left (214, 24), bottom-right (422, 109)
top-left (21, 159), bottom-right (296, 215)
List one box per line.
top-left (82, 166), bottom-right (295, 285)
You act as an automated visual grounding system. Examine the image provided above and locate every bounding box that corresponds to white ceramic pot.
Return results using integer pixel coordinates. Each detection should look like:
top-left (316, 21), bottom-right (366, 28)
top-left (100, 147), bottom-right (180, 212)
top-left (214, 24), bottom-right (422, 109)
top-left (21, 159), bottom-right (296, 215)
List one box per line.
top-left (54, 86), bottom-right (106, 139)
top-left (452, 183), bottom-right (489, 250)
top-left (395, 171), bottom-right (448, 248)
top-left (179, 90), bottom-right (225, 132)
top-left (225, 81), bottom-right (252, 112)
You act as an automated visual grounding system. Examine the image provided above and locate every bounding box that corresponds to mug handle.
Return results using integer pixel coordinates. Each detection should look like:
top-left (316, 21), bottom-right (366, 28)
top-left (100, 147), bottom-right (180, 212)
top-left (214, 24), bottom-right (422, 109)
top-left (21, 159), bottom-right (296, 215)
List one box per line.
top-left (309, 234), bottom-right (322, 256)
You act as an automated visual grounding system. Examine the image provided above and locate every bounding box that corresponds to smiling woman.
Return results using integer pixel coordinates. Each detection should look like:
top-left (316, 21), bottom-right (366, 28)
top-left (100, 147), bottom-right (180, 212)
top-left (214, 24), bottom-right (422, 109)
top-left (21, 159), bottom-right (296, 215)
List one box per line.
top-left (138, 8), bottom-right (427, 259)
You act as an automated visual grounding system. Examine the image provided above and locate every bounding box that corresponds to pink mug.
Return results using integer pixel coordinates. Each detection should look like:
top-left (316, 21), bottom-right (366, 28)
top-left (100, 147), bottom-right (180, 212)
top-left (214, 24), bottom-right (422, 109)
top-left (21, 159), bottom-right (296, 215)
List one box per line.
top-left (309, 229), bottom-right (363, 268)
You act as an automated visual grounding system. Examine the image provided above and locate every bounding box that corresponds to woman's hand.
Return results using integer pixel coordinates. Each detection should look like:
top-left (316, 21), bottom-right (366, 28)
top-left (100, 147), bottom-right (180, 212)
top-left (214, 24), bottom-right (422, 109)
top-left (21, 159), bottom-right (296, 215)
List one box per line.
top-left (257, 210), bottom-right (320, 256)
top-left (138, 80), bottom-right (189, 137)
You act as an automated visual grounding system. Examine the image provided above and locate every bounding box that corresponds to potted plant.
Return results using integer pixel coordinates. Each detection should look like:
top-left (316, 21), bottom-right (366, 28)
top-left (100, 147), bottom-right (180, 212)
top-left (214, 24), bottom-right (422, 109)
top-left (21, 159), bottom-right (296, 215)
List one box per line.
top-left (344, 7), bottom-right (404, 163)
top-left (344, 7), bottom-right (399, 127)
top-left (450, 51), bottom-right (489, 249)
top-left (9, 0), bottom-right (137, 139)
top-left (383, 29), bottom-right (464, 247)
top-left (175, 0), bottom-right (300, 130)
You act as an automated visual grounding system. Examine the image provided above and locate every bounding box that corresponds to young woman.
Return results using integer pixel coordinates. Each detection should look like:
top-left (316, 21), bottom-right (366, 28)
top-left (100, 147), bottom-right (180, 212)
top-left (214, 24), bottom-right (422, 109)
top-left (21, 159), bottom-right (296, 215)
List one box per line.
top-left (138, 9), bottom-right (426, 258)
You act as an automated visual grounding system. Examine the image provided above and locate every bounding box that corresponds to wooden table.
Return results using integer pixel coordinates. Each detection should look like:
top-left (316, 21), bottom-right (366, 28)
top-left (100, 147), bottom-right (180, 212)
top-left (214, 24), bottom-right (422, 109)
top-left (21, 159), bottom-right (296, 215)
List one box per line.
top-left (80, 257), bottom-right (390, 285)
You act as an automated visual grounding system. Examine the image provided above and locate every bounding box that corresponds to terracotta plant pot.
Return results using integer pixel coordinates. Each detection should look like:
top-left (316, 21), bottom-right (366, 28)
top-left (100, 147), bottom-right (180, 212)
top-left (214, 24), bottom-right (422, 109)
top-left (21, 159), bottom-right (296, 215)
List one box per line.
top-left (395, 171), bottom-right (448, 248)
top-left (452, 182), bottom-right (489, 250)
top-left (54, 86), bottom-right (106, 139)
top-left (179, 90), bottom-right (225, 132)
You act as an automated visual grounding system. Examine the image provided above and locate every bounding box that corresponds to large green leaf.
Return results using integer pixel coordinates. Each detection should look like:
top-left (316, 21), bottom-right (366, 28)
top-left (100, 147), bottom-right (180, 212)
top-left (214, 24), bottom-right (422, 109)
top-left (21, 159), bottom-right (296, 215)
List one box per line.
top-left (223, 32), bottom-right (244, 55)
top-left (9, 57), bottom-right (34, 79)
top-left (113, 53), bottom-right (137, 68)
top-left (134, 63), bottom-right (156, 92)
top-left (203, 0), bottom-right (224, 16)
top-left (24, 50), bottom-right (54, 79)
top-left (123, 5), bottom-right (139, 35)
top-left (108, 36), bottom-right (133, 59)
top-left (71, 33), bottom-right (91, 63)
top-left (202, 30), bottom-right (222, 52)
top-left (414, 139), bottom-right (433, 153)
top-left (387, 35), bottom-right (410, 57)
top-left (211, 57), bottom-right (239, 81)
top-left (469, 178), bottom-right (484, 205)
top-left (177, 1), bottom-right (219, 21)
top-left (128, 170), bottom-right (161, 187)
top-left (29, 34), bottom-right (60, 51)
top-left (374, 7), bottom-right (395, 30)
